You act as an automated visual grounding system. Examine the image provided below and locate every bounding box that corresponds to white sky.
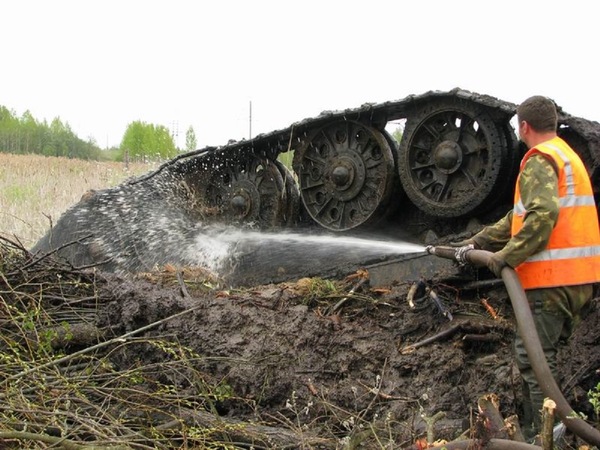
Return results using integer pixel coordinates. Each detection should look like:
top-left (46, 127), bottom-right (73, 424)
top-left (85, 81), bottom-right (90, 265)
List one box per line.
top-left (1, 0), bottom-right (598, 149)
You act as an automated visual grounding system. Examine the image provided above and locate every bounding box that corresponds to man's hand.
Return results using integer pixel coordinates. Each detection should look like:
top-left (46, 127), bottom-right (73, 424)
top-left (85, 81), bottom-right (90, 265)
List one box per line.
top-left (487, 253), bottom-right (508, 277)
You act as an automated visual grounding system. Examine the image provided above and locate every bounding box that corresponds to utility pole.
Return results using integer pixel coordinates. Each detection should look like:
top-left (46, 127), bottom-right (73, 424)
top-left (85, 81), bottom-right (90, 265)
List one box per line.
top-left (249, 100), bottom-right (252, 139)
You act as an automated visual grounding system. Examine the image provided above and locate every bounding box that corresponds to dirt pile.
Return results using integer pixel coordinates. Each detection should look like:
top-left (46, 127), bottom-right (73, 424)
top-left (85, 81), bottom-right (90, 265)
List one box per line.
top-left (102, 271), bottom-right (600, 439)
top-left (1, 236), bottom-right (599, 449)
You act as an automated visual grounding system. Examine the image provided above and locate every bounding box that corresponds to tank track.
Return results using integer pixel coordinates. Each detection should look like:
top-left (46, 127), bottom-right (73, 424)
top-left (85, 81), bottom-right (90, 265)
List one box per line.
top-left (132, 88), bottom-right (600, 233)
top-left (142, 88), bottom-right (518, 168)
top-left (202, 87), bottom-right (598, 166)
top-left (138, 87), bottom-right (600, 176)
top-left (32, 88), bottom-right (600, 279)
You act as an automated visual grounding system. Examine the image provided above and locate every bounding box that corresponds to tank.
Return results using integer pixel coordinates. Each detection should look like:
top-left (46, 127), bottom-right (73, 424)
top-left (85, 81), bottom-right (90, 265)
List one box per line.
top-left (31, 88), bottom-right (600, 284)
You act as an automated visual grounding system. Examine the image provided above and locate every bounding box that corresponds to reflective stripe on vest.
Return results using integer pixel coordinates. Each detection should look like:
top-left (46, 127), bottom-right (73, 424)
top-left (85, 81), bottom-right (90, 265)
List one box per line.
top-left (511, 137), bottom-right (600, 289)
top-left (514, 193), bottom-right (596, 216)
top-left (526, 245), bottom-right (600, 262)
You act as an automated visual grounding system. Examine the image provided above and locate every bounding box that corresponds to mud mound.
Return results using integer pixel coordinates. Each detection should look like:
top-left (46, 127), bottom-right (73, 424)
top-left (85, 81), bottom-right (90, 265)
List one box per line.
top-left (2, 236), bottom-right (599, 449)
top-left (96, 269), bottom-right (600, 446)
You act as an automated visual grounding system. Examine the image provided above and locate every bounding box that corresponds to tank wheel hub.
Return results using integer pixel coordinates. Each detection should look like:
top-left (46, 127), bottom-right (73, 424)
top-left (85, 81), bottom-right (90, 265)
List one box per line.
top-left (327, 151), bottom-right (365, 199)
top-left (433, 140), bottom-right (463, 174)
top-left (230, 194), bottom-right (248, 214)
top-left (331, 164), bottom-right (351, 187)
top-left (229, 182), bottom-right (256, 218)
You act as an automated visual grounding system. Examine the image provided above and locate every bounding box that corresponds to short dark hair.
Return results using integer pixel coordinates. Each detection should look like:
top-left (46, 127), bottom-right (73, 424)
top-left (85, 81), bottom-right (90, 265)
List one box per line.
top-left (517, 95), bottom-right (558, 132)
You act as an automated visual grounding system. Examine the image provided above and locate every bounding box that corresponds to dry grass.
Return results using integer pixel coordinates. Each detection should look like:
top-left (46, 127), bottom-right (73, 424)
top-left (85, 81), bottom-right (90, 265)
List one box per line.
top-left (0, 153), bottom-right (156, 248)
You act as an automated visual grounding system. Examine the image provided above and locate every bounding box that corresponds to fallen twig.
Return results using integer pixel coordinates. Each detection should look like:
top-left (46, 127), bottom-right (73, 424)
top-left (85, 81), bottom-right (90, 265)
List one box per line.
top-left (401, 322), bottom-right (463, 354)
top-left (327, 276), bottom-right (368, 314)
top-left (401, 319), bottom-right (502, 354)
top-left (478, 393), bottom-right (510, 440)
top-left (357, 380), bottom-right (417, 402)
top-left (176, 270), bottom-right (191, 299)
top-left (428, 287), bottom-right (453, 321)
top-left (0, 430), bottom-right (133, 450)
top-left (424, 411), bottom-right (446, 445)
top-left (2, 302), bottom-right (205, 386)
top-left (9, 234), bottom-right (94, 272)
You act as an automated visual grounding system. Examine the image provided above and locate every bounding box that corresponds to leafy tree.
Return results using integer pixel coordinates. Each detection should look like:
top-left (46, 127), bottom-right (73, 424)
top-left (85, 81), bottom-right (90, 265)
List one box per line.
top-left (390, 125), bottom-right (404, 145)
top-left (20, 110), bottom-right (38, 154)
top-left (185, 125), bottom-right (197, 151)
top-left (45, 117), bottom-right (69, 157)
top-left (0, 106), bottom-right (19, 153)
top-left (119, 121), bottom-right (178, 162)
top-left (153, 124), bottom-right (177, 159)
top-left (120, 121), bottom-right (147, 162)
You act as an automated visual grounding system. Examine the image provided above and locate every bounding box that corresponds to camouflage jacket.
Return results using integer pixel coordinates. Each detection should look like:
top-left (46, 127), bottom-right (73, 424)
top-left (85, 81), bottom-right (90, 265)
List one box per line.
top-left (472, 154), bottom-right (559, 269)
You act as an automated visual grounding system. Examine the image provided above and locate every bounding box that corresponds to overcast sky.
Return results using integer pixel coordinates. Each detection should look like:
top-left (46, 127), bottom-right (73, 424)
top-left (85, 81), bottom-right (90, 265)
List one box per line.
top-left (2, 0), bottom-right (598, 149)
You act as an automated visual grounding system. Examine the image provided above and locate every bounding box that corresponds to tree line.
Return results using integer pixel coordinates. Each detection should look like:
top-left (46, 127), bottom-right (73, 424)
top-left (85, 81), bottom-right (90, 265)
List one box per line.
top-left (0, 106), bottom-right (104, 160)
top-left (0, 105), bottom-right (198, 161)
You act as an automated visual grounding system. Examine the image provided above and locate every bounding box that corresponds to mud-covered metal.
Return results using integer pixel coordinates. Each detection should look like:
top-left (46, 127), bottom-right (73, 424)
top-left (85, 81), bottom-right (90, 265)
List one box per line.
top-left (134, 87), bottom-right (600, 224)
top-left (398, 97), bottom-right (511, 217)
top-left (293, 120), bottom-right (396, 230)
top-left (204, 155), bottom-right (288, 227)
top-left (31, 88), bottom-right (600, 282)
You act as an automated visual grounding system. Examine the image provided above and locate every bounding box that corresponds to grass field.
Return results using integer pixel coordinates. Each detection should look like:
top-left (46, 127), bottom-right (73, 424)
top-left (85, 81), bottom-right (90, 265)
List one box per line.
top-left (0, 153), bottom-right (156, 248)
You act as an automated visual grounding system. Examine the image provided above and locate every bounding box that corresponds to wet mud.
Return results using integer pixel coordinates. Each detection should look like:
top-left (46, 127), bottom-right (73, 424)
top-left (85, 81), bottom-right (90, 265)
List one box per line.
top-left (96, 270), bottom-right (600, 446)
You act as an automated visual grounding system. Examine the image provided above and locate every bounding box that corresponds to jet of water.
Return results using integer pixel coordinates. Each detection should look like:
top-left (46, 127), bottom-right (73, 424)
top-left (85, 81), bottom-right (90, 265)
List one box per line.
top-left (184, 225), bottom-right (426, 276)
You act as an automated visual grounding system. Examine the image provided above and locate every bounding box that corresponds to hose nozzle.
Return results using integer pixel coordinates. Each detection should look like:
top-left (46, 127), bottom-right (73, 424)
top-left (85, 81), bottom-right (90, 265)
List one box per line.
top-left (426, 244), bottom-right (473, 266)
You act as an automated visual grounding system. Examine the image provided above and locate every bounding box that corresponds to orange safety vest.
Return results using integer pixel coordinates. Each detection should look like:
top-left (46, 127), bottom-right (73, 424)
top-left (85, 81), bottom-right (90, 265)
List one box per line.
top-left (512, 136), bottom-right (600, 289)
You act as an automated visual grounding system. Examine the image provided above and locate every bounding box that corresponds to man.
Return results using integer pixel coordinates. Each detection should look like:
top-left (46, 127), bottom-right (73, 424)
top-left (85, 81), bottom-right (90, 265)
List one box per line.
top-left (455, 95), bottom-right (600, 439)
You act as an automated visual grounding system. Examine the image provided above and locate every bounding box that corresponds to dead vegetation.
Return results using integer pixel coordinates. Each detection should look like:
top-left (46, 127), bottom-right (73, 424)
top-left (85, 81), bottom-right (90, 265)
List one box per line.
top-left (0, 237), bottom-right (248, 449)
top-left (0, 153), bottom-right (154, 248)
top-left (1, 235), bottom-right (599, 449)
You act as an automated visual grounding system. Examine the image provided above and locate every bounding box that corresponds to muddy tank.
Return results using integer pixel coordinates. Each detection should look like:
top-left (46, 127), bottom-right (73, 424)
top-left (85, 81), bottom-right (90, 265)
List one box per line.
top-left (31, 88), bottom-right (600, 284)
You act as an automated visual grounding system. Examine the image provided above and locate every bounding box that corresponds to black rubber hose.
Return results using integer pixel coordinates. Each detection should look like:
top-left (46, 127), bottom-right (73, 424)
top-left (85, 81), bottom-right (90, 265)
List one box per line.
top-left (427, 246), bottom-right (600, 446)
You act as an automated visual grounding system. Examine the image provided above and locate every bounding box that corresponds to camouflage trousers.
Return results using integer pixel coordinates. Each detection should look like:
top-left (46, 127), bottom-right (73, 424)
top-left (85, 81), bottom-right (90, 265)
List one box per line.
top-left (514, 283), bottom-right (593, 439)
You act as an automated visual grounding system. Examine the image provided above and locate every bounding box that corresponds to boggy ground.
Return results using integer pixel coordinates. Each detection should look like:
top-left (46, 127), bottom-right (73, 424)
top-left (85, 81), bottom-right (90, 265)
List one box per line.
top-left (95, 266), bottom-right (600, 448)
